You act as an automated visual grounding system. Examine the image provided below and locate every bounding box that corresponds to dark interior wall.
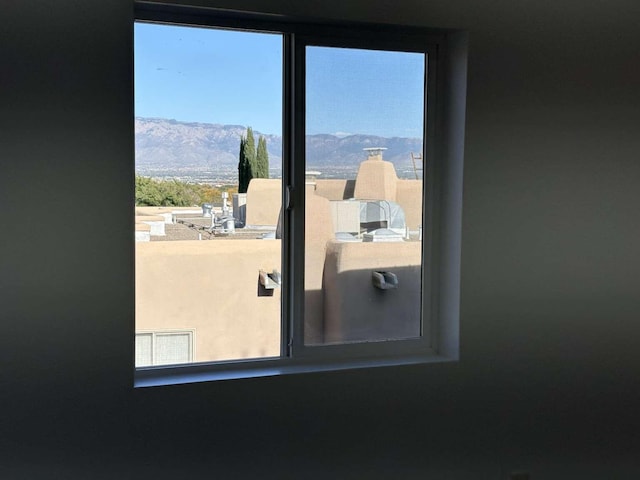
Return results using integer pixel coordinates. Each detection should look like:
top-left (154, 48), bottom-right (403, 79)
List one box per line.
top-left (2, 0), bottom-right (639, 478)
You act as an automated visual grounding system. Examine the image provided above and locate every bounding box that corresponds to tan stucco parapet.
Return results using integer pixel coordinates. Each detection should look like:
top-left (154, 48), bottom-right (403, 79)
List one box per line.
top-left (135, 215), bottom-right (165, 222)
top-left (245, 179), bottom-right (281, 227)
top-left (135, 223), bottom-right (151, 232)
top-left (135, 206), bottom-right (202, 215)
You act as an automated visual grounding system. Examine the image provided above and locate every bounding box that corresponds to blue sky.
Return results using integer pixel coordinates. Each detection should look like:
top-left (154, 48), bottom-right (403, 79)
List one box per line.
top-left (135, 22), bottom-right (424, 138)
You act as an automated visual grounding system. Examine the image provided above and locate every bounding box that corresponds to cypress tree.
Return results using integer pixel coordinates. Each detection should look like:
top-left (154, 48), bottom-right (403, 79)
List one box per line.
top-left (256, 136), bottom-right (269, 178)
top-left (244, 127), bottom-right (257, 184)
top-left (238, 135), bottom-right (249, 193)
top-left (237, 127), bottom-right (260, 192)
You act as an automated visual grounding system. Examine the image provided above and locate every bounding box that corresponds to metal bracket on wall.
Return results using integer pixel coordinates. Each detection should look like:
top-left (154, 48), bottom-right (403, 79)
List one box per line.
top-left (372, 271), bottom-right (398, 290)
top-left (259, 269), bottom-right (282, 289)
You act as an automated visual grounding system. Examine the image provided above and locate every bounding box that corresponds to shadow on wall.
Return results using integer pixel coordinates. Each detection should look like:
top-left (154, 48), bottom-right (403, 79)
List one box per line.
top-left (320, 241), bottom-right (422, 344)
top-left (322, 266), bottom-right (422, 344)
top-left (314, 179), bottom-right (356, 201)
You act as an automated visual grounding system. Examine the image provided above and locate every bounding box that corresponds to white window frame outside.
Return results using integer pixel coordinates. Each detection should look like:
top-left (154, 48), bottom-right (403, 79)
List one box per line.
top-left (134, 3), bottom-right (466, 387)
top-left (136, 330), bottom-right (195, 367)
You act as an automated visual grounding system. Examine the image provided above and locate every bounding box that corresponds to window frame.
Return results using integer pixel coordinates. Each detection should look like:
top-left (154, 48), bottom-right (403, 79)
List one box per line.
top-left (288, 34), bottom-right (437, 362)
top-left (134, 2), bottom-right (466, 387)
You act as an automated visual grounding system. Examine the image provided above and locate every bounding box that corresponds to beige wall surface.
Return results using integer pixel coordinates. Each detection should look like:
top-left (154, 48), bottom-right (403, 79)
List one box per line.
top-left (314, 179), bottom-right (356, 201)
top-left (135, 214), bottom-right (164, 222)
top-left (304, 187), bottom-right (335, 343)
top-left (136, 240), bottom-right (281, 362)
top-left (323, 241), bottom-right (422, 343)
top-left (395, 179), bottom-right (423, 231)
top-left (245, 178), bottom-right (281, 226)
top-left (353, 158), bottom-right (398, 201)
top-left (135, 206), bottom-right (200, 215)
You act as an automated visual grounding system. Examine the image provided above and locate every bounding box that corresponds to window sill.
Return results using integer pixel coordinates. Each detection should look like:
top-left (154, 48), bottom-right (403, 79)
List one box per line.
top-left (134, 353), bottom-right (454, 388)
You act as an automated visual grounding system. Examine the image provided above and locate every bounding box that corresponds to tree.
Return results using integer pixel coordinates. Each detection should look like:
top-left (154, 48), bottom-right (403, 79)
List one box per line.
top-left (244, 126), bottom-right (257, 179)
top-left (238, 127), bottom-right (257, 193)
top-left (238, 135), bottom-right (249, 193)
top-left (135, 176), bottom-right (203, 207)
top-left (135, 176), bottom-right (163, 206)
top-left (256, 135), bottom-right (269, 179)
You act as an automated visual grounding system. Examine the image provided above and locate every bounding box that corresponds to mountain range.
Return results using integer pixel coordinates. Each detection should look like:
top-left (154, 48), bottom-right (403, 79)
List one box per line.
top-left (135, 117), bottom-right (422, 172)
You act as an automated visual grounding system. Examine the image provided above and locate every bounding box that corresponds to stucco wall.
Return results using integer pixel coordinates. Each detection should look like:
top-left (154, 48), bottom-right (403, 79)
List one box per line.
top-left (245, 178), bottom-right (281, 226)
top-left (304, 186), bottom-right (335, 344)
top-left (395, 179), bottom-right (423, 231)
top-left (323, 241), bottom-right (422, 343)
top-left (136, 240), bottom-right (281, 362)
top-left (314, 178), bottom-right (356, 200)
top-left (353, 157), bottom-right (398, 201)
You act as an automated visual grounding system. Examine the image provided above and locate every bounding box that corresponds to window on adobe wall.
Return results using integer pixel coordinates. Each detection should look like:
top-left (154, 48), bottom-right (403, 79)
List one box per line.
top-left (135, 331), bottom-right (194, 367)
top-left (134, 4), bottom-right (466, 387)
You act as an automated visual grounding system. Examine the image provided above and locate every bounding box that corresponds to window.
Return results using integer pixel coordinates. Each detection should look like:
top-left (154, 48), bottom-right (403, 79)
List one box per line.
top-left (136, 331), bottom-right (194, 367)
top-left (303, 46), bottom-right (426, 346)
top-left (134, 23), bottom-right (283, 365)
top-left (134, 4), bottom-right (466, 387)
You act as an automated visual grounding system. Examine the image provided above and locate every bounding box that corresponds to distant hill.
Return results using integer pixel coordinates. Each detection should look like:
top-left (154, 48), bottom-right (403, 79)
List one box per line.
top-left (135, 118), bottom-right (280, 170)
top-left (135, 118), bottom-right (422, 173)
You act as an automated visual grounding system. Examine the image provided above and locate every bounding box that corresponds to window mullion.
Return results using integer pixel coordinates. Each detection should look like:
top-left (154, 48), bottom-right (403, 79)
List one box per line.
top-left (281, 32), bottom-right (294, 358)
top-left (288, 34), bottom-right (308, 356)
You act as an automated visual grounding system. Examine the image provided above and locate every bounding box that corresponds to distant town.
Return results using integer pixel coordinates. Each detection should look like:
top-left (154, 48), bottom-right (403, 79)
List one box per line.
top-left (135, 164), bottom-right (421, 185)
top-left (135, 117), bottom-right (423, 185)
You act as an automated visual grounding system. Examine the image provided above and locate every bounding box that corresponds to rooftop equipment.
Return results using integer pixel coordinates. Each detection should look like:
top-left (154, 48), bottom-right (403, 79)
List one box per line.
top-left (221, 191), bottom-right (230, 215)
top-left (334, 232), bottom-right (360, 242)
top-left (330, 200), bottom-right (361, 236)
top-left (202, 203), bottom-right (213, 217)
top-left (359, 200), bottom-right (406, 236)
top-left (362, 228), bottom-right (405, 242)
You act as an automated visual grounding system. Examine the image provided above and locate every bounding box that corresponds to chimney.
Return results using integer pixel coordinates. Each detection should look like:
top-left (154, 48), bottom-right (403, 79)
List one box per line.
top-left (363, 147), bottom-right (387, 161)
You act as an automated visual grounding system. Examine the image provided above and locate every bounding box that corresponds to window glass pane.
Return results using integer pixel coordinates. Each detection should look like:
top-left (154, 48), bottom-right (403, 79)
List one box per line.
top-left (155, 333), bottom-right (192, 365)
top-left (135, 333), bottom-right (153, 367)
top-left (304, 46), bottom-right (425, 345)
top-left (135, 23), bottom-right (283, 365)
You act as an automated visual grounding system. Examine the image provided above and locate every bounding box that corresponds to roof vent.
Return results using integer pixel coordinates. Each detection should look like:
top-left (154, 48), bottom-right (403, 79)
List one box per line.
top-left (362, 228), bottom-right (404, 242)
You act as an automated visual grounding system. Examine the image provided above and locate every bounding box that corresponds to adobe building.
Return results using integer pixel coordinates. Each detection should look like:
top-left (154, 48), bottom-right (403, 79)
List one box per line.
top-left (134, 150), bottom-right (422, 361)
